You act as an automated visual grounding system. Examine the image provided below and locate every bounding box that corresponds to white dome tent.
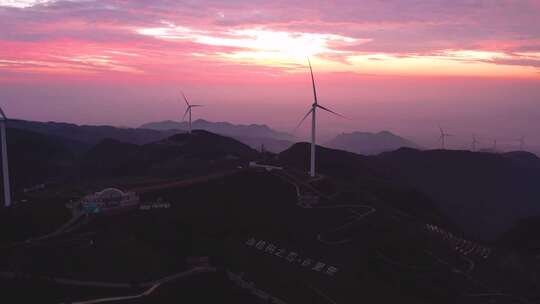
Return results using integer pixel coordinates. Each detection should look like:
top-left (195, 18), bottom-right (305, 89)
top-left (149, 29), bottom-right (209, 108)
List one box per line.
top-left (79, 187), bottom-right (140, 214)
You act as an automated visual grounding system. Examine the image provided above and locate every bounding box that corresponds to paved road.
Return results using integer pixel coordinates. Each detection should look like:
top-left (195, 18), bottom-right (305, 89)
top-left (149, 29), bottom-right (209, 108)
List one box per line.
top-left (131, 169), bottom-right (242, 194)
top-left (272, 171), bottom-right (377, 303)
top-left (270, 170), bottom-right (538, 304)
top-left (0, 266), bottom-right (215, 291)
top-left (274, 171), bottom-right (377, 246)
top-left (315, 205), bottom-right (376, 245)
top-left (66, 266), bottom-right (216, 304)
top-left (70, 283), bottom-right (162, 304)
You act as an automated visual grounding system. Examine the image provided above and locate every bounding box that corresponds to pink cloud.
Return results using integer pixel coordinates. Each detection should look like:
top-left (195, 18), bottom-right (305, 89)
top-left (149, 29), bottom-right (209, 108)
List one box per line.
top-left (0, 0), bottom-right (539, 149)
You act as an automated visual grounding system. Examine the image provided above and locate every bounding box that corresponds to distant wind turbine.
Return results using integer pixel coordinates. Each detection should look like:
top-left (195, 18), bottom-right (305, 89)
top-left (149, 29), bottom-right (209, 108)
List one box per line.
top-left (295, 58), bottom-right (345, 178)
top-left (471, 134), bottom-right (479, 152)
top-left (518, 136), bottom-right (525, 151)
top-left (181, 92), bottom-right (203, 134)
top-left (438, 126), bottom-right (452, 150)
top-left (0, 106), bottom-right (11, 207)
top-left (492, 139), bottom-right (498, 151)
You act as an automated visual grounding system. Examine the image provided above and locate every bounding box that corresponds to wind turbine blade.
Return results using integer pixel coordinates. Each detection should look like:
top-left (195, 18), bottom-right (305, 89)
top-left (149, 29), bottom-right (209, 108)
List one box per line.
top-left (316, 104), bottom-right (346, 118)
top-left (181, 92), bottom-right (191, 107)
top-left (294, 108), bottom-right (313, 132)
top-left (191, 104), bottom-right (204, 107)
top-left (0, 107), bottom-right (6, 120)
top-left (182, 107), bottom-right (190, 121)
top-left (307, 57), bottom-right (318, 105)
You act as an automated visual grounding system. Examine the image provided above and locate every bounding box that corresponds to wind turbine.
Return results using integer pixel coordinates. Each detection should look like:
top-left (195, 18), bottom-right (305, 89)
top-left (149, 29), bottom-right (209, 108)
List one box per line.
top-left (181, 92), bottom-right (203, 134)
top-left (438, 126), bottom-right (452, 150)
top-left (0, 106), bottom-right (11, 207)
top-left (295, 58), bottom-right (344, 178)
top-left (471, 134), bottom-right (479, 151)
top-left (492, 139), bottom-right (498, 151)
top-left (518, 136), bottom-right (525, 151)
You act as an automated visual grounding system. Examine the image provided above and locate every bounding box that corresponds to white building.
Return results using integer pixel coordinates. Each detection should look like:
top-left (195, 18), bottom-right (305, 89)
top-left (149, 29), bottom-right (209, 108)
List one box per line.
top-left (79, 188), bottom-right (140, 214)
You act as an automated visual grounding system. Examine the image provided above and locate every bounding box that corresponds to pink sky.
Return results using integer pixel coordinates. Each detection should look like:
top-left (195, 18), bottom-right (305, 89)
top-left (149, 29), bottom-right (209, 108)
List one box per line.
top-left (0, 0), bottom-right (539, 149)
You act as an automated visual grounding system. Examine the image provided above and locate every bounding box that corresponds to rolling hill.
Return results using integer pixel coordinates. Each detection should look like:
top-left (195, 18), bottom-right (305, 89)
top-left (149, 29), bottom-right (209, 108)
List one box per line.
top-left (5, 119), bottom-right (540, 244)
top-left (325, 131), bottom-right (420, 155)
top-left (279, 144), bottom-right (540, 242)
top-left (2, 128), bottom-right (540, 303)
top-left (141, 119), bottom-right (294, 141)
top-left (278, 143), bottom-right (453, 228)
top-left (9, 119), bottom-right (179, 145)
top-left (79, 130), bottom-right (259, 179)
top-left (378, 148), bottom-right (540, 241)
top-left (141, 119), bottom-right (295, 153)
top-left (2, 127), bottom-right (88, 190)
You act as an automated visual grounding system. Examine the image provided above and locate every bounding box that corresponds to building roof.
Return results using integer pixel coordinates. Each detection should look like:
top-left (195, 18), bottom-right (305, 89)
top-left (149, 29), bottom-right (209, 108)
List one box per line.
top-left (95, 188), bottom-right (126, 199)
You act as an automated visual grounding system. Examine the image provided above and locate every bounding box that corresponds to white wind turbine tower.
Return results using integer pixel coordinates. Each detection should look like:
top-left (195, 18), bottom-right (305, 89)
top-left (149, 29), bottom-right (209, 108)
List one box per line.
top-left (0, 106), bottom-right (11, 207)
top-left (471, 134), bottom-right (479, 151)
top-left (518, 136), bottom-right (525, 151)
top-left (438, 126), bottom-right (452, 150)
top-left (181, 92), bottom-right (203, 134)
top-left (295, 58), bottom-right (344, 178)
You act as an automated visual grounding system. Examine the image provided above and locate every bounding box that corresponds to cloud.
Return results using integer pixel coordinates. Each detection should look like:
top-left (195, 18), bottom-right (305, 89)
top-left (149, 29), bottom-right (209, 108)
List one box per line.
top-left (0, 0), bottom-right (54, 8)
top-left (0, 0), bottom-right (539, 77)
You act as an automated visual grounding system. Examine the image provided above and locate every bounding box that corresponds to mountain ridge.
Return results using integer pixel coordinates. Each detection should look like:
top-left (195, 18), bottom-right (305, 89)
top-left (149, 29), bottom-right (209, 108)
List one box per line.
top-left (325, 130), bottom-right (420, 155)
top-left (141, 119), bottom-right (295, 141)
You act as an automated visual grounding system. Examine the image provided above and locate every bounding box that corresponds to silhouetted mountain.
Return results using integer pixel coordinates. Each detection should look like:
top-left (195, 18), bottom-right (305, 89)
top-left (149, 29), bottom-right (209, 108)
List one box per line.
top-left (80, 130), bottom-right (258, 178)
top-left (1, 126), bottom-right (258, 195)
top-left (279, 143), bottom-right (453, 227)
top-left (503, 151), bottom-right (540, 169)
top-left (157, 130), bottom-right (259, 159)
top-left (497, 216), bottom-right (540, 254)
top-left (233, 136), bottom-right (293, 153)
top-left (3, 127), bottom-right (88, 190)
top-left (140, 119), bottom-right (295, 152)
top-left (280, 144), bottom-right (540, 241)
top-left (326, 130), bottom-right (419, 155)
top-left (378, 148), bottom-right (540, 241)
top-left (9, 119), bottom-right (179, 145)
top-left (141, 119), bottom-right (294, 140)
top-left (3, 137), bottom-right (540, 302)
top-left (279, 142), bottom-right (383, 179)
top-left (78, 139), bottom-right (143, 178)
top-left (7, 119), bottom-right (540, 243)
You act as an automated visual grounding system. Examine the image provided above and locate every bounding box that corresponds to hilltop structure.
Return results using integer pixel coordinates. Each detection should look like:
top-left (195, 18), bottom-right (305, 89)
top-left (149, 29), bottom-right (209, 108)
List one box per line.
top-left (79, 188), bottom-right (139, 215)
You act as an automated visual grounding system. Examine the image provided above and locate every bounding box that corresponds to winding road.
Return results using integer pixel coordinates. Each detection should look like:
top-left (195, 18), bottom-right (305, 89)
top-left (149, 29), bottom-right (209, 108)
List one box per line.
top-left (273, 170), bottom-right (377, 246)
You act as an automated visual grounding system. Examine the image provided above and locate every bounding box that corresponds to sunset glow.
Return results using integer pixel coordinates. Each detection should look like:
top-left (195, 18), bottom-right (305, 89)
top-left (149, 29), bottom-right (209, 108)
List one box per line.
top-left (1, 1), bottom-right (539, 78)
top-left (0, 0), bottom-right (539, 147)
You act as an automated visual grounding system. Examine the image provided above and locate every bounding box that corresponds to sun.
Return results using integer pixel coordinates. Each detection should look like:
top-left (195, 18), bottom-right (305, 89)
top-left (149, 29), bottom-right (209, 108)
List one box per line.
top-left (137, 22), bottom-right (361, 69)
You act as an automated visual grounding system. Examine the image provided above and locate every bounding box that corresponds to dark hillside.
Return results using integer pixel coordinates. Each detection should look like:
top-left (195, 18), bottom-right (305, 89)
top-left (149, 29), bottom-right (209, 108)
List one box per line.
top-left (378, 148), bottom-right (540, 241)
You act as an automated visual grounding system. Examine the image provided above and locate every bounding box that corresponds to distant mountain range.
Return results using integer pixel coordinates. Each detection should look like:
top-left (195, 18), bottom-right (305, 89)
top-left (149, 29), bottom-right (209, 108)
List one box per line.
top-left (325, 131), bottom-right (420, 155)
top-left (141, 119), bottom-right (295, 153)
top-left (9, 119), bottom-right (178, 145)
top-left (10, 119), bottom-right (420, 155)
top-left (141, 119), bottom-right (294, 140)
top-left (5, 119), bottom-right (540, 241)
